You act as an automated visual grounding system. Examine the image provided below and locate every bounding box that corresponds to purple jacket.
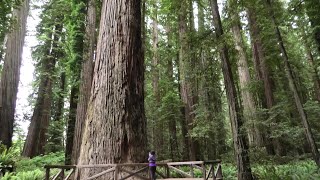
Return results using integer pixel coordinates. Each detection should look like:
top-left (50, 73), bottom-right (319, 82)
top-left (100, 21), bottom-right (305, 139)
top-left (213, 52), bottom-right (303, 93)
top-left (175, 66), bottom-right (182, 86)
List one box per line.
top-left (148, 153), bottom-right (156, 166)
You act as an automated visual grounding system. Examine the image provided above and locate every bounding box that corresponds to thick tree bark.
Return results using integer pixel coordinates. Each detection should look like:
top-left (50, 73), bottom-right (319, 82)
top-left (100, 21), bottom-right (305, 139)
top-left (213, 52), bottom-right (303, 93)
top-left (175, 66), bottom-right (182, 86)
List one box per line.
top-left (72, 0), bottom-right (96, 165)
top-left (0, 0), bottom-right (29, 148)
top-left (231, 9), bottom-right (262, 147)
top-left (77, 0), bottom-right (147, 179)
top-left (210, 0), bottom-right (253, 179)
top-left (266, 0), bottom-right (320, 167)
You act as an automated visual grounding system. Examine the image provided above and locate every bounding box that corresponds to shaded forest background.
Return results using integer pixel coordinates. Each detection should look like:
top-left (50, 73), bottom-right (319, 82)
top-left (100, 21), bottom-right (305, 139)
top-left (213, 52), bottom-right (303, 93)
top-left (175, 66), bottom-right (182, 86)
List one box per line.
top-left (1, 0), bottom-right (320, 179)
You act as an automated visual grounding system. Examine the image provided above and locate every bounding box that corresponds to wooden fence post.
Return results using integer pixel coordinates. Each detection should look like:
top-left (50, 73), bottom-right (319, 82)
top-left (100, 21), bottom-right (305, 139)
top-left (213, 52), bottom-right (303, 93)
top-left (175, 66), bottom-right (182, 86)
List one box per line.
top-left (114, 165), bottom-right (119, 180)
top-left (45, 167), bottom-right (50, 180)
top-left (202, 163), bottom-right (206, 180)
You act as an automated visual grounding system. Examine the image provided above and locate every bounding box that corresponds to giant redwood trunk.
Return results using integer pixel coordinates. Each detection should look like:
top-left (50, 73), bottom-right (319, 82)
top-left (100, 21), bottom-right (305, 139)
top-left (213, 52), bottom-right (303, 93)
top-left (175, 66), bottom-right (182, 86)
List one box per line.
top-left (210, 0), bottom-right (253, 179)
top-left (0, 0), bottom-right (29, 148)
top-left (266, 0), bottom-right (320, 167)
top-left (72, 0), bottom-right (96, 164)
top-left (22, 20), bottom-right (63, 157)
top-left (77, 0), bottom-right (147, 179)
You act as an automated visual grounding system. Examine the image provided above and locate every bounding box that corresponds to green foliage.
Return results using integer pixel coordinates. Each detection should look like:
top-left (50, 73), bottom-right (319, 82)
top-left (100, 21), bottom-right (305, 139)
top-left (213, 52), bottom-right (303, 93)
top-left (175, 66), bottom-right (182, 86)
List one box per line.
top-left (217, 160), bottom-right (320, 180)
top-left (253, 161), bottom-right (320, 180)
top-left (1, 169), bottom-right (44, 180)
top-left (0, 152), bottom-right (64, 179)
top-left (16, 152), bottom-right (64, 172)
top-left (0, 145), bottom-right (17, 168)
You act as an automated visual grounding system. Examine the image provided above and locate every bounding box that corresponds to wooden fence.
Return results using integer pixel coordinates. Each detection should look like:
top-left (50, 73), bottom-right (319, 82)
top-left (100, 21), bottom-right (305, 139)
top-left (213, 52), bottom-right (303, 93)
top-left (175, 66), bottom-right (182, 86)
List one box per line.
top-left (44, 160), bottom-right (223, 180)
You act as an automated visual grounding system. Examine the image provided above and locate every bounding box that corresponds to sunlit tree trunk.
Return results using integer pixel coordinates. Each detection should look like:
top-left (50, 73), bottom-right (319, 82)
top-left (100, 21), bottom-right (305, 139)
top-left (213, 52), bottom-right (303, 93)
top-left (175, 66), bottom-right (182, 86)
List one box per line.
top-left (77, 0), bottom-right (147, 178)
top-left (210, 0), bottom-right (253, 179)
top-left (230, 4), bottom-right (262, 147)
top-left (0, 0), bottom-right (29, 148)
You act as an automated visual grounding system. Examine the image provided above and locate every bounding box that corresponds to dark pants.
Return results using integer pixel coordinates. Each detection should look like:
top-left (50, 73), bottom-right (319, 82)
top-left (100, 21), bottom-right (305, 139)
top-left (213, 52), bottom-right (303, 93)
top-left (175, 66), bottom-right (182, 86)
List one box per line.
top-left (149, 166), bottom-right (156, 180)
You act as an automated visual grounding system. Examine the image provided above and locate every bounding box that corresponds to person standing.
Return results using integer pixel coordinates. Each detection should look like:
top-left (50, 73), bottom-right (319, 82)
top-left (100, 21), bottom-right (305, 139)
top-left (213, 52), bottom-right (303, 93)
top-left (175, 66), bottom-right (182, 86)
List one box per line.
top-left (148, 151), bottom-right (156, 180)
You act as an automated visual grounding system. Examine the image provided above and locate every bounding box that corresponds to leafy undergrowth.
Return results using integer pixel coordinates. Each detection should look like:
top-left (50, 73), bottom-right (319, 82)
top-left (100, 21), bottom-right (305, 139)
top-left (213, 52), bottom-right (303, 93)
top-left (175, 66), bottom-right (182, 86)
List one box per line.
top-left (222, 160), bottom-right (320, 180)
top-left (1, 150), bottom-right (64, 180)
top-left (1, 146), bottom-right (319, 180)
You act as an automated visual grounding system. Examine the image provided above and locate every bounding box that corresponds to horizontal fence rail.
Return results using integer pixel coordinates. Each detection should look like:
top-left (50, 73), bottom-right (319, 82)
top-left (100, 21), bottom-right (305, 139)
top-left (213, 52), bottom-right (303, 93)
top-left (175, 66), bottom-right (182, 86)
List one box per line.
top-left (44, 160), bottom-right (223, 180)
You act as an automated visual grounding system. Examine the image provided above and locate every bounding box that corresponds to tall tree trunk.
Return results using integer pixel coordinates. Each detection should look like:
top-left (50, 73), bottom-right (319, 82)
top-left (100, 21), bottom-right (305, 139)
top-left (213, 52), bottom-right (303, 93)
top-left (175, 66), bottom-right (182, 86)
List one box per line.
top-left (210, 0), bottom-right (253, 179)
top-left (151, 0), bottom-right (164, 157)
top-left (165, 25), bottom-right (179, 161)
top-left (77, 0), bottom-right (147, 179)
top-left (48, 72), bottom-right (66, 153)
top-left (0, 0), bottom-right (29, 148)
top-left (65, 87), bottom-right (79, 164)
top-left (72, 0), bottom-right (96, 165)
top-left (65, 0), bottom-right (86, 165)
top-left (22, 19), bottom-right (63, 157)
top-left (266, 0), bottom-right (320, 167)
top-left (178, 0), bottom-right (197, 161)
top-left (230, 7), bottom-right (262, 147)
top-left (247, 7), bottom-right (276, 155)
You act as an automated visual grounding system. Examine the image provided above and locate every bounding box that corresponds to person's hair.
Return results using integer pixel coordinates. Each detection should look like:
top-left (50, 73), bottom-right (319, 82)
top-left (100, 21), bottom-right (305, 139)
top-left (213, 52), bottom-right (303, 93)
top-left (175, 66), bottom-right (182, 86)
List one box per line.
top-left (150, 151), bottom-right (155, 155)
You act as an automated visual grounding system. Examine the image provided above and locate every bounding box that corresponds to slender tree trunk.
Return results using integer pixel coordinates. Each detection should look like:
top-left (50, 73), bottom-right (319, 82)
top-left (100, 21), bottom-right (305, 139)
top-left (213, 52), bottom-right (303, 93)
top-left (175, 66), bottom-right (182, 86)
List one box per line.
top-left (77, 0), bottom-right (147, 179)
top-left (266, 0), bottom-right (320, 167)
top-left (72, 0), bottom-right (96, 165)
top-left (210, 0), bottom-right (253, 179)
top-left (0, 0), bottom-right (29, 148)
top-left (231, 8), bottom-right (262, 147)
top-left (298, 20), bottom-right (320, 102)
